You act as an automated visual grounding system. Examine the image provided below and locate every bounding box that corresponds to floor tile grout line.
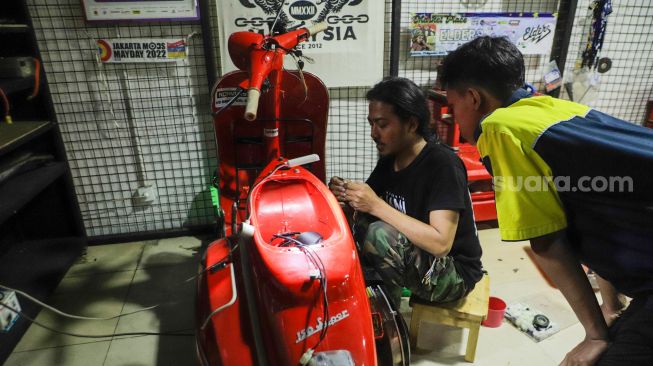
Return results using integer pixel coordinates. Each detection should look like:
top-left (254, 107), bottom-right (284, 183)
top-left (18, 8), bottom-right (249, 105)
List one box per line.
top-left (103, 243), bottom-right (147, 366)
top-left (11, 248), bottom-right (146, 354)
top-left (9, 338), bottom-right (113, 354)
top-left (8, 239), bottom-right (201, 364)
top-left (62, 267), bottom-right (141, 279)
top-left (95, 326), bottom-right (195, 341)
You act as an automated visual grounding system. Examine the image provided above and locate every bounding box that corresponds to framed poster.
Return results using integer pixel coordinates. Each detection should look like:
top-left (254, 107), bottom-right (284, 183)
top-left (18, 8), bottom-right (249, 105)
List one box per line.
top-left (409, 12), bottom-right (557, 56)
top-left (82, 0), bottom-right (200, 22)
top-left (216, 0), bottom-right (384, 88)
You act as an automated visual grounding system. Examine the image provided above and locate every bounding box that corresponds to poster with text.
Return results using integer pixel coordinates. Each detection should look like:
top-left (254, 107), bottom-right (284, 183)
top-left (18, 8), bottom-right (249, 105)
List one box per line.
top-left (97, 39), bottom-right (187, 63)
top-left (217, 0), bottom-right (384, 88)
top-left (409, 13), bottom-right (557, 57)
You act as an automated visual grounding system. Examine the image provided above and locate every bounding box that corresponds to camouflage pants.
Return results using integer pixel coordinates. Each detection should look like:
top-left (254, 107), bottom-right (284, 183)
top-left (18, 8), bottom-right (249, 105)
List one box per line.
top-left (356, 218), bottom-right (467, 308)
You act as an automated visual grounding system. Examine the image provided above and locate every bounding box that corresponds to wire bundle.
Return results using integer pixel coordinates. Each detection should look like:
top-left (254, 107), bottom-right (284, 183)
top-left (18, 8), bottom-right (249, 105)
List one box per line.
top-left (272, 233), bottom-right (330, 355)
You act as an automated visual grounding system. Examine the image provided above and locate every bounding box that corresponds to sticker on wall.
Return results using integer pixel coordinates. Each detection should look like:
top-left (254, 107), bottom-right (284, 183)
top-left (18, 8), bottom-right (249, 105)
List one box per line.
top-left (96, 39), bottom-right (187, 63)
top-left (216, 0), bottom-right (385, 88)
top-left (409, 12), bottom-right (557, 57)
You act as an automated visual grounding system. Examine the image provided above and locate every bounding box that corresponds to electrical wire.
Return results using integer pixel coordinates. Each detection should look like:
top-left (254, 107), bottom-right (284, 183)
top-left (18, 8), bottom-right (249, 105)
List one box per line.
top-left (184, 242), bottom-right (239, 283)
top-left (304, 244), bottom-right (329, 349)
top-left (305, 244), bottom-right (329, 349)
top-left (289, 53), bottom-right (309, 102)
top-left (0, 284), bottom-right (158, 321)
top-left (27, 58), bottom-right (40, 100)
top-left (272, 233), bottom-right (329, 351)
top-left (269, 2), bottom-right (285, 37)
top-left (0, 302), bottom-right (193, 338)
top-left (0, 87), bottom-right (11, 123)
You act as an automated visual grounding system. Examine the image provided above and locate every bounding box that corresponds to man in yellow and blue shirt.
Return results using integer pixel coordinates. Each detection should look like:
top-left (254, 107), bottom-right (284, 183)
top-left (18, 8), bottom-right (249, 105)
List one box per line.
top-left (440, 36), bottom-right (653, 366)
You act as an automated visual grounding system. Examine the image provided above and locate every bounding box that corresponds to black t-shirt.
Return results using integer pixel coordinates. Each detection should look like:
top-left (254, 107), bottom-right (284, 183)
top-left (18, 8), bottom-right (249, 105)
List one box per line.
top-left (366, 141), bottom-right (483, 290)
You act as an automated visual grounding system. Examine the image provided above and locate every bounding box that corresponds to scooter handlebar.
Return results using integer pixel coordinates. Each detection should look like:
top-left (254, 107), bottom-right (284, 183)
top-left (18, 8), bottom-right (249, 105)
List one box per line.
top-left (287, 154), bottom-right (320, 167)
top-left (306, 22), bottom-right (328, 37)
top-left (244, 88), bottom-right (261, 121)
top-left (241, 23), bottom-right (327, 121)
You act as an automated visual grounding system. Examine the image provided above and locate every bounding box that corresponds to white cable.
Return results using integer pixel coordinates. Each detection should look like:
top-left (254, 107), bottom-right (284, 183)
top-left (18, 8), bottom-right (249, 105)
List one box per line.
top-left (200, 263), bottom-right (238, 330)
top-left (0, 302), bottom-right (192, 338)
top-left (0, 284), bottom-right (157, 321)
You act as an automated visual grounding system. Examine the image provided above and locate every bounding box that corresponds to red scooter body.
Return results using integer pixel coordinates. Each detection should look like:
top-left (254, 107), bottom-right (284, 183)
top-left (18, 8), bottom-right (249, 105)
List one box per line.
top-left (211, 69), bottom-right (328, 234)
top-left (197, 160), bottom-right (377, 365)
top-left (196, 23), bottom-right (380, 366)
top-left (211, 26), bottom-right (329, 234)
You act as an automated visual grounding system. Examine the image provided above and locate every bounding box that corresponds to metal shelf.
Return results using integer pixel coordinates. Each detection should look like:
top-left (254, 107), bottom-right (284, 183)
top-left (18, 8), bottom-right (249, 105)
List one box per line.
top-left (0, 2), bottom-right (86, 364)
top-left (0, 161), bottom-right (65, 224)
top-left (0, 24), bottom-right (30, 33)
top-left (0, 76), bottom-right (35, 95)
top-left (0, 121), bottom-right (51, 157)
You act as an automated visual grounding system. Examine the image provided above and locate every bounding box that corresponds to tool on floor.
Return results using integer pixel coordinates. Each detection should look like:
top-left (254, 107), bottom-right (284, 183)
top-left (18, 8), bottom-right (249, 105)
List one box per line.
top-left (504, 302), bottom-right (559, 342)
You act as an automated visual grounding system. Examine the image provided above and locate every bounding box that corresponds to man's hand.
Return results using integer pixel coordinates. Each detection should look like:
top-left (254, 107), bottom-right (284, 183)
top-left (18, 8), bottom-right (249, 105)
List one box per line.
top-left (328, 176), bottom-right (347, 203)
top-left (560, 338), bottom-right (609, 366)
top-left (339, 180), bottom-right (458, 257)
top-left (342, 181), bottom-right (383, 214)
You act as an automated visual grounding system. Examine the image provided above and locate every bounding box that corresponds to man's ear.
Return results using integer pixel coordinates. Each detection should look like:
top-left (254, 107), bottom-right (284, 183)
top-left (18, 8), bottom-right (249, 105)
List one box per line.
top-left (467, 88), bottom-right (484, 111)
top-left (407, 116), bottom-right (419, 133)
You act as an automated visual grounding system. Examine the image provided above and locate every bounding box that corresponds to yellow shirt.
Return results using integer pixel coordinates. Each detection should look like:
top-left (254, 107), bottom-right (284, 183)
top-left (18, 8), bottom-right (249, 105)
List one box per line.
top-left (476, 95), bottom-right (590, 241)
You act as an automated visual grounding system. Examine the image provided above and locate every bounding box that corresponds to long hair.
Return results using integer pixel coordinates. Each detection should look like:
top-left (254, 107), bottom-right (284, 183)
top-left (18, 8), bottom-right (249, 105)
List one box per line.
top-left (366, 77), bottom-right (434, 141)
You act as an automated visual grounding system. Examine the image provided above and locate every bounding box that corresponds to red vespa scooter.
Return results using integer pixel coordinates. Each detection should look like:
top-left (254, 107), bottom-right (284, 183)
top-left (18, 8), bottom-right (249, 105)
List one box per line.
top-left (196, 19), bottom-right (409, 366)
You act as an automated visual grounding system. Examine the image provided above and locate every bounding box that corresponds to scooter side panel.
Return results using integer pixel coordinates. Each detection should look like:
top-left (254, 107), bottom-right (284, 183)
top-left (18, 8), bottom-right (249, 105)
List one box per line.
top-left (196, 238), bottom-right (256, 366)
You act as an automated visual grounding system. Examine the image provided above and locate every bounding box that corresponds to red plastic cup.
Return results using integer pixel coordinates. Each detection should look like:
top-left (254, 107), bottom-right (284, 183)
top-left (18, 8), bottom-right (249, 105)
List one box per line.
top-left (481, 296), bottom-right (506, 328)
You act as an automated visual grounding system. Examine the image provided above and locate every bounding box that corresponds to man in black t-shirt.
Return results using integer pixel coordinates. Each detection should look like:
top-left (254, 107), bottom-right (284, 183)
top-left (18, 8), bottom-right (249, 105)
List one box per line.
top-left (329, 77), bottom-right (483, 307)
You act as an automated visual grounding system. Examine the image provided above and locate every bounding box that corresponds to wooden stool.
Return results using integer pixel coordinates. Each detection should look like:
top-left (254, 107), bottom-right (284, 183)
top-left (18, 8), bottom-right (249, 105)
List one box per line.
top-left (409, 274), bottom-right (490, 362)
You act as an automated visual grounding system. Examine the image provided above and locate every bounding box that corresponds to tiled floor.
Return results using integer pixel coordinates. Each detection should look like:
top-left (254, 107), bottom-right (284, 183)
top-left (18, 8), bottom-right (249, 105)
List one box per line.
top-left (6, 237), bottom-right (199, 366)
top-left (6, 229), bottom-right (593, 365)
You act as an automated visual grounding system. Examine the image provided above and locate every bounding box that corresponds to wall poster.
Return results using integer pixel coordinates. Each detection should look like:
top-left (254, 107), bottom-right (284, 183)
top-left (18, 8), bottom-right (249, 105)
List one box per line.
top-left (217, 0), bottom-right (385, 88)
top-left (409, 12), bottom-right (557, 56)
